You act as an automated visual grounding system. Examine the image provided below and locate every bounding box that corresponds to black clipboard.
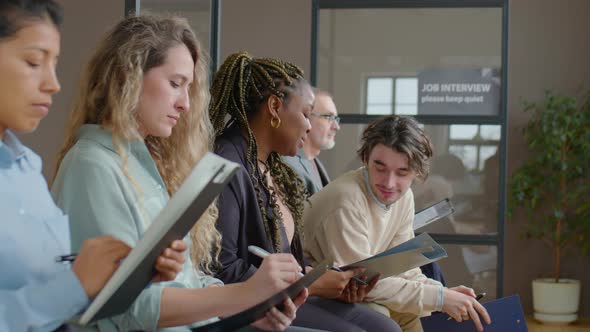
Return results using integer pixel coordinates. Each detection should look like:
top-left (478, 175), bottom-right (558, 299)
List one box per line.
top-left (192, 258), bottom-right (333, 332)
top-left (79, 152), bottom-right (239, 324)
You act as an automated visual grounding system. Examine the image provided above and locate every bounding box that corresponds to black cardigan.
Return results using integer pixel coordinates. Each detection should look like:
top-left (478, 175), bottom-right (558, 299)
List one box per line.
top-left (213, 125), bottom-right (306, 284)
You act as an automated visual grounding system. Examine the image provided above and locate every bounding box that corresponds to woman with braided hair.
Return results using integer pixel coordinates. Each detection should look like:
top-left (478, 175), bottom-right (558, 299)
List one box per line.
top-left (211, 52), bottom-right (402, 332)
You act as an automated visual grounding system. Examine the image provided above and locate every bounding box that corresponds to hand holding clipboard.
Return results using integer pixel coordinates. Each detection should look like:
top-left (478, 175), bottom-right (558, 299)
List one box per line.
top-left (192, 258), bottom-right (333, 332)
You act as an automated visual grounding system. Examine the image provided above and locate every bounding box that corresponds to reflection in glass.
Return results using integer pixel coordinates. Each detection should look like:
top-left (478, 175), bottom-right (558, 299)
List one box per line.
top-left (480, 124), bottom-right (501, 140)
top-left (141, 0), bottom-right (211, 52)
top-left (366, 78), bottom-right (393, 115)
top-left (367, 105), bottom-right (391, 116)
top-left (395, 105), bottom-right (418, 115)
top-left (479, 146), bottom-right (497, 170)
top-left (449, 145), bottom-right (477, 170)
top-left (436, 244), bottom-right (497, 300)
top-left (367, 78), bottom-right (393, 104)
top-left (450, 124), bottom-right (478, 140)
top-left (317, 8), bottom-right (502, 116)
top-left (315, 6), bottom-right (503, 300)
top-left (395, 78), bottom-right (418, 115)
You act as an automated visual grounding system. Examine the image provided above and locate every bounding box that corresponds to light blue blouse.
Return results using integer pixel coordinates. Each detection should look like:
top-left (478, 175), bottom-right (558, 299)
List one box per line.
top-left (0, 130), bottom-right (88, 332)
top-left (51, 124), bottom-right (221, 331)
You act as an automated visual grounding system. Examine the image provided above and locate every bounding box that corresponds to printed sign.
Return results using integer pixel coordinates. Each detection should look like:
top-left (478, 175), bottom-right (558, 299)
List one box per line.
top-left (418, 68), bottom-right (500, 116)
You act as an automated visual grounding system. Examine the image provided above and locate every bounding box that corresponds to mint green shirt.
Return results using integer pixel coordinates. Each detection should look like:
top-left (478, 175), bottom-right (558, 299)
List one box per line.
top-left (51, 124), bottom-right (221, 331)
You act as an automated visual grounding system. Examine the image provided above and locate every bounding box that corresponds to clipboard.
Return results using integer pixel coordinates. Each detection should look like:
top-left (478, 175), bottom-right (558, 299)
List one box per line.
top-left (421, 295), bottom-right (528, 332)
top-left (191, 258), bottom-right (334, 332)
top-left (340, 233), bottom-right (447, 279)
top-left (79, 152), bottom-right (240, 325)
top-left (413, 198), bottom-right (454, 231)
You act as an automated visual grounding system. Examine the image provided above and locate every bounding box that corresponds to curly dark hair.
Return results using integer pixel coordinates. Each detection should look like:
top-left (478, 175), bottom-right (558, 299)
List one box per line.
top-left (209, 51), bottom-right (309, 253)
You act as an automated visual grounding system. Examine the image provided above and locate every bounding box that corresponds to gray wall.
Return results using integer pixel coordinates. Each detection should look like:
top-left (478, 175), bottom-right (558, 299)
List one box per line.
top-left (22, 0), bottom-right (590, 317)
top-left (220, 0), bottom-right (311, 75)
top-left (505, 0), bottom-right (590, 318)
top-left (141, 0), bottom-right (211, 53)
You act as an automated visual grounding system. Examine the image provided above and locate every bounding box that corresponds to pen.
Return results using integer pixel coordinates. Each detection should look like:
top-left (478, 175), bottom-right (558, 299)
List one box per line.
top-left (329, 266), bottom-right (368, 285)
top-left (55, 253), bottom-right (77, 263)
top-left (247, 245), bottom-right (304, 277)
top-left (247, 245), bottom-right (367, 285)
top-left (446, 292), bottom-right (486, 320)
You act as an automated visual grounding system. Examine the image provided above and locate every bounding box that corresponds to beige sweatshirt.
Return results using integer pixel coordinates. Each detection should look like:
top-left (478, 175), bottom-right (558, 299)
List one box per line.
top-left (303, 168), bottom-right (442, 316)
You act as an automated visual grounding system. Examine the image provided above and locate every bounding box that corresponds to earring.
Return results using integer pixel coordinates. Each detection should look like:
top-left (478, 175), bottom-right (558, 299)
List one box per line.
top-left (271, 116), bottom-right (282, 129)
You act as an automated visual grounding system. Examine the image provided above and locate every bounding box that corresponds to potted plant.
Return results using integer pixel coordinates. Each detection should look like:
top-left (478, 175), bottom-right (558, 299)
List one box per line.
top-left (508, 91), bottom-right (590, 324)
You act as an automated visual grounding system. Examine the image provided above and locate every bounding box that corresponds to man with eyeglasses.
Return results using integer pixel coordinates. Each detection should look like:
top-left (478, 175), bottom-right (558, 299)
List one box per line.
top-left (283, 89), bottom-right (341, 196)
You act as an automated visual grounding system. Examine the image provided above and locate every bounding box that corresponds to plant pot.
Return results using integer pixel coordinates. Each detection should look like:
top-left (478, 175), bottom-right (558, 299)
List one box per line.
top-left (532, 278), bottom-right (581, 324)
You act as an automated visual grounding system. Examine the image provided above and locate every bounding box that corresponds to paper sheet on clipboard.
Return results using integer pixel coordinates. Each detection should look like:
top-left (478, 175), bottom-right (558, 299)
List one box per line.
top-left (413, 198), bottom-right (454, 231)
top-left (340, 233), bottom-right (447, 280)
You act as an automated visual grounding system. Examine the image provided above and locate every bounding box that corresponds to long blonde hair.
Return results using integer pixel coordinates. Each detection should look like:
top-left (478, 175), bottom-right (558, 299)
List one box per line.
top-left (53, 14), bottom-right (220, 274)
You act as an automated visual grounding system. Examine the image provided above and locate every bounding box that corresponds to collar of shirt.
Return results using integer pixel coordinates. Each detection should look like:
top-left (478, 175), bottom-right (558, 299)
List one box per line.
top-left (362, 166), bottom-right (392, 211)
top-left (0, 130), bottom-right (32, 167)
top-left (295, 148), bottom-right (317, 175)
top-left (296, 147), bottom-right (309, 160)
top-left (76, 124), bottom-right (164, 185)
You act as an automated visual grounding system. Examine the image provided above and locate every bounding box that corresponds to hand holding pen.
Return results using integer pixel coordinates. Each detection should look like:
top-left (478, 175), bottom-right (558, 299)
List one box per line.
top-left (248, 245), bottom-right (368, 285)
top-left (56, 237), bottom-right (188, 298)
top-left (248, 245), bottom-right (305, 277)
top-left (69, 236), bottom-right (132, 299)
top-left (241, 251), bottom-right (307, 331)
top-left (338, 272), bottom-right (380, 304)
top-left (447, 286), bottom-right (491, 331)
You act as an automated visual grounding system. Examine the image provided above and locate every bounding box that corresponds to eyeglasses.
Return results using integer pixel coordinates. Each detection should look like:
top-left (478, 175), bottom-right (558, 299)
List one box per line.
top-left (311, 112), bottom-right (340, 125)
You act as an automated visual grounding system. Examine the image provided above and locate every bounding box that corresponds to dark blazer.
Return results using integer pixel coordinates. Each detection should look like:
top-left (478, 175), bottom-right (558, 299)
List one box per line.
top-left (283, 149), bottom-right (330, 196)
top-left (214, 125), bottom-right (306, 284)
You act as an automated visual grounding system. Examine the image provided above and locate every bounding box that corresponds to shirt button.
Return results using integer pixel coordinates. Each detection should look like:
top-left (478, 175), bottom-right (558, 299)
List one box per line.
top-left (18, 208), bottom-right (25, 215)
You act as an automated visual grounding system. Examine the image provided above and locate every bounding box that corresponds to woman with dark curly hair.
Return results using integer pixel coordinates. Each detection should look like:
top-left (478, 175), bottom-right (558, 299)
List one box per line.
top-left (210, 51), bottom-right (402, 332)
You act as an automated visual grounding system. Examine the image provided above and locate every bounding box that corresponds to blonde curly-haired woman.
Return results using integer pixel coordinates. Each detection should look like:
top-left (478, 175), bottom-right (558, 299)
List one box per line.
top-left (51, 14), bottom-right (315, 332)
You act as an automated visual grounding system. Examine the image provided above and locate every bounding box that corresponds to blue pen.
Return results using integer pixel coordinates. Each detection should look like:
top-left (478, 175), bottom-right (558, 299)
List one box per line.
top-left (247, 245), bottom-right (368, 285)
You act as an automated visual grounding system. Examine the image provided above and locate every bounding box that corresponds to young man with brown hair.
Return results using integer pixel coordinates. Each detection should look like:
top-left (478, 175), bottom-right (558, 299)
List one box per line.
top-left (303, 115), bottom-right (491, 332)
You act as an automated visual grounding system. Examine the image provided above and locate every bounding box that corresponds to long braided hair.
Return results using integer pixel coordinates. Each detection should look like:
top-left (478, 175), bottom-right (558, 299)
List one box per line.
top-left (209, 51), bottom-right (308, 253)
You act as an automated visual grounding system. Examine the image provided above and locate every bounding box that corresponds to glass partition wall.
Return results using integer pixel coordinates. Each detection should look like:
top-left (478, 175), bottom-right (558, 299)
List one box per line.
top-left (311, 0), bottom-right (509, 298)
top-left (124, 0), bottom-right (509, 299)
top-left (129, 0), bottom-right (220, 71)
